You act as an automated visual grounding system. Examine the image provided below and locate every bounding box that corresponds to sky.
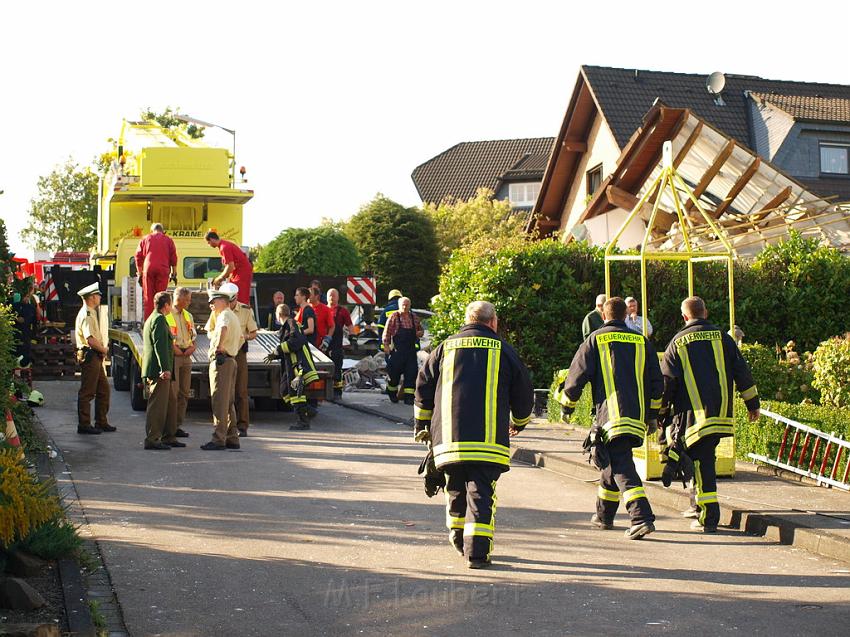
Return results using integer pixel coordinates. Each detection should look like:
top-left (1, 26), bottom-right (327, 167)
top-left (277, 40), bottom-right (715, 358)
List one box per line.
top-left (2, 0), bottom-right (849, 255)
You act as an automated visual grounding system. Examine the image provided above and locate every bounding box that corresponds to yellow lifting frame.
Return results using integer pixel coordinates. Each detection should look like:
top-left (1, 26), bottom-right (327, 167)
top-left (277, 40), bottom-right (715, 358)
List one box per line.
top-left (604, 141), bottom-right (736, 336)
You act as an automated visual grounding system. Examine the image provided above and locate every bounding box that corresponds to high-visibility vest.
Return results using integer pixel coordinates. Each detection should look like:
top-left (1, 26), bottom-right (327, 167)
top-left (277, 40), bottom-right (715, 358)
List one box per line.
top-left (165, 309), bottom-right (194, 339)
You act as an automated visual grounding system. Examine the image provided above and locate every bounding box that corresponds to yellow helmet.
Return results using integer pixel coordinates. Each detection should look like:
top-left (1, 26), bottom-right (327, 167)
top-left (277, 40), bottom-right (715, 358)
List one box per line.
top-left (388, 289), bottom-right (402, 300)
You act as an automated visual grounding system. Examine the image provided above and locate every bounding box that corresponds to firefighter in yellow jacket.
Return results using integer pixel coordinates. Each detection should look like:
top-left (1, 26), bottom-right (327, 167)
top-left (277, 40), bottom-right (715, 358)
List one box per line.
top-left (659, 296), bottom-right (760, 533)
top-left (558, 297), bottom-right (662, 539)
top-left (414, 301), bottom-right (533, 569)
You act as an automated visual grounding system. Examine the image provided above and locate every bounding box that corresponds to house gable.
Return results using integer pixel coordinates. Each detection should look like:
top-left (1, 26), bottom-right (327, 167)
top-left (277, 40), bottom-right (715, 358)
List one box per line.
top-left (530, 65), bottom-right (850, 238)
top-left (411, 137), bottom-right (554, 206)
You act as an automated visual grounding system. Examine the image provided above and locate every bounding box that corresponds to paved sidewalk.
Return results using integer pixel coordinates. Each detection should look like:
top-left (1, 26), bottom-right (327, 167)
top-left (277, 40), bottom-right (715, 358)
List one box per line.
top-left (337, 391), bottom-right (850, 563)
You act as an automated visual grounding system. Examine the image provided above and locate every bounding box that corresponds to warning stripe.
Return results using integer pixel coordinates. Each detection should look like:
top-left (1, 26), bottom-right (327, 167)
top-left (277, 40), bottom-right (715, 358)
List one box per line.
top-left (44, 277), bottom-right (58, 302)
top-left (346, 276), bottom-right (376, 305)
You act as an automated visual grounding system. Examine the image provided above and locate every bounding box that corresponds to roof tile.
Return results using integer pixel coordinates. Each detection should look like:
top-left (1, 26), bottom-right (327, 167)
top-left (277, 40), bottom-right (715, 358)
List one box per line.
top-left (411, 138), bottom-right (554, 203)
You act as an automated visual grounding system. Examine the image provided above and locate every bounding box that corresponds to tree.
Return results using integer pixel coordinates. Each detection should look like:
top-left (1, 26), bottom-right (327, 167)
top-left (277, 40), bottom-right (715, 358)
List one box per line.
top-left (254, 226), bottom-right (362, 275)
top-left (344, 195), bottom-right (440, 308)
top-left (21, 160), bottom-right (99, 252)
top-left (423, 188), bottom-right (529, 265)
top-left (141, 106), bottom-right (205, 139)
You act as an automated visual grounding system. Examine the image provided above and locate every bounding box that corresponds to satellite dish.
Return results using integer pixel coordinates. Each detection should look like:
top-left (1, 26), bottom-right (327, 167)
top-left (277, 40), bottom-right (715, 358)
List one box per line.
top-left (706, 72), bottom-right (726, 105)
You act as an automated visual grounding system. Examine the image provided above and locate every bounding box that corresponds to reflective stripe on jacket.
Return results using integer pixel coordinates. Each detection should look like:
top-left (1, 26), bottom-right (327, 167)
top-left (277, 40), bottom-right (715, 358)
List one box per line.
top-left (165, 309), bottom-right (194, 338)
top-left (660, 318), bottom-right (759, 448)
top-left (559, 320), bottom-right (663, 445)
top-left (414, 324), bottom-right (533, 470)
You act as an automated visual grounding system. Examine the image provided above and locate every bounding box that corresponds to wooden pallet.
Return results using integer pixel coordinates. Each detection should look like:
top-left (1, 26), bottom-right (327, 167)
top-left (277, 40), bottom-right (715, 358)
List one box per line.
top-left (31, 342), bottom-right (78, 378)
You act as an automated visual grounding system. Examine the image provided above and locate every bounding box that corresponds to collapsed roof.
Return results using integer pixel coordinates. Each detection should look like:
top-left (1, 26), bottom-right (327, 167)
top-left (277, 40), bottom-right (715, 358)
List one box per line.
top-left (572, 105), bottom-right (850, 257)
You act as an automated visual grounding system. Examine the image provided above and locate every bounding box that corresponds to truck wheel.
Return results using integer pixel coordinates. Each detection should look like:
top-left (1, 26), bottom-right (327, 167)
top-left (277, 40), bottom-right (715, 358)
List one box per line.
top-left (112, 346), bottom-right (130, 391)
top-left (129, 358), bottom-right (147, 412)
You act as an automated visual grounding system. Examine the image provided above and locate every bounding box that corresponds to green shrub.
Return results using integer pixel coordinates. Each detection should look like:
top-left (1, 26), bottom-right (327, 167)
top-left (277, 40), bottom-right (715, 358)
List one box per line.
top-left (745, 233), bottom-right (850, 351)
top-left (432, 239), bottom-right (603, 386)
top-left (9, 396), bottom-right (47, 455)
top-left (254, 226), bottom-right (362, 276)
top-left (546, 369), bottom-right (593, 426)
top-left (345, 195), bottom-right (440, 308)
top-left (740, 342), bottom-right (818, 404)
top-left (16, 517), bottom-right (82, 560)
top-left (811, 335), bottom-right (850, 408)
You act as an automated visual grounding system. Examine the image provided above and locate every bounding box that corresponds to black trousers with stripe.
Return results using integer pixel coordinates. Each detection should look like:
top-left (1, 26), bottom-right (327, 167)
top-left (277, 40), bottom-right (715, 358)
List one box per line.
top-left (688, 436), bottom-right (720, 528)
top-left (597, 437), bottom-right (655, 525)
top-left (387, 348), bottom-right (418, 396)
top-left (444, 463), bottom-right (503, 560)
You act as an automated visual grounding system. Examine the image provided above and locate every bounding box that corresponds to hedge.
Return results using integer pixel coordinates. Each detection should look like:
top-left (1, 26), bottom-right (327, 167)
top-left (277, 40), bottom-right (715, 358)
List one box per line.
top-left (432, 233), bottom-right (850, 387)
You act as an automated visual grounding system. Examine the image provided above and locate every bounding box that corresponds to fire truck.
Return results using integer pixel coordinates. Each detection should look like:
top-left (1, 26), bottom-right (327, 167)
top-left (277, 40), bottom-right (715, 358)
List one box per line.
top-left (95, 118), bottom-right (334, 410)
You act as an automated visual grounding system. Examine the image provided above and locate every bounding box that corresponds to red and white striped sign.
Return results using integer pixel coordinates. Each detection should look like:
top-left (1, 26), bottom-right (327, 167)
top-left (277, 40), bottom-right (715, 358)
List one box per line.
top-left (44, 276), bottom-right (58, 302)
top-left (346, 276), bottom-right (376, 305)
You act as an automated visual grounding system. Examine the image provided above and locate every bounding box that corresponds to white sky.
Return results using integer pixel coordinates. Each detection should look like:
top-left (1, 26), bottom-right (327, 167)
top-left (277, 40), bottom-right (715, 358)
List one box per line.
top-left (1, 0), bottom-right (849, 255)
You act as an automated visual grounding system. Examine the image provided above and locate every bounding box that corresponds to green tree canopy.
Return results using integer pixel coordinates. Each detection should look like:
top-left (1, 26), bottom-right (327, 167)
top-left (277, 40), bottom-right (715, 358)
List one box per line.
top-left (423, 188), bottom-right (528, 265)
top-left (21, 160), bottom-right (98, 252)
top-left (254, 226), bottom-right (362, 275)
top-left (141, 106), bottom-right (205, 139)
top-left (344, 195), bottom-right (440, 308)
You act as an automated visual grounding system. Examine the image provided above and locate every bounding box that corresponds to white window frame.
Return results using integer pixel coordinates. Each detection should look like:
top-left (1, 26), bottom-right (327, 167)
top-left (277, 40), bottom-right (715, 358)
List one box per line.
top-left (508, 182), bottom-right (541, 207)
top-left (819, 143), bottom-right (850, 175)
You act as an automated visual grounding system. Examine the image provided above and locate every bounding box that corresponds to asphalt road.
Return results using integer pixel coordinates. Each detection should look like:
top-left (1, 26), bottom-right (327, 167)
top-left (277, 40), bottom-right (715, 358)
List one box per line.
top-left (36, 381), bottom-right (850, 637)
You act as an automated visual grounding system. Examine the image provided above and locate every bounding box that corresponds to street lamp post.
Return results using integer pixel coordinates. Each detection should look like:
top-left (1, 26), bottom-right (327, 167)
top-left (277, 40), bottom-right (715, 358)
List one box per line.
top-left (175, 114), bottom-right (237, 187)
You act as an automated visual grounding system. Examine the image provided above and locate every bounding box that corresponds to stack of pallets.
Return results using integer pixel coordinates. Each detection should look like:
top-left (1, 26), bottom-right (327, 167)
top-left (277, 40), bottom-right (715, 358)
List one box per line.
top-left (31, 324), bottom-right (78, 380)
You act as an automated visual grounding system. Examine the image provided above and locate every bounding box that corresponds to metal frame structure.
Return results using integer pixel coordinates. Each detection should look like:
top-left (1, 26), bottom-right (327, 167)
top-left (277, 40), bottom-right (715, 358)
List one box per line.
top-left (604, 141), bottom-right (736, 336)
top-left (749, 409), bottom-right (850, 491)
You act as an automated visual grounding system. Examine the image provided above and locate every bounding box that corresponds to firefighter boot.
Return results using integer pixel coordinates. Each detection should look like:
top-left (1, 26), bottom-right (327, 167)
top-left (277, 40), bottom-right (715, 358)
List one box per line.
top-left (290, 407), bottom-right (311, 430)
top-left (591, 514), bottom-right (614, 530)
top-left (449, 529), bottom-right (464, 556)
top-left (625, 521), bottom-right (655, 540)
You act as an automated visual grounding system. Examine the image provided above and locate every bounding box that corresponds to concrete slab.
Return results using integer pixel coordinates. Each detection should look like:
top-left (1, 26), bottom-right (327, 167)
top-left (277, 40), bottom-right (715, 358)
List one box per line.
top-left (35, 381), bottom-right (850, 637)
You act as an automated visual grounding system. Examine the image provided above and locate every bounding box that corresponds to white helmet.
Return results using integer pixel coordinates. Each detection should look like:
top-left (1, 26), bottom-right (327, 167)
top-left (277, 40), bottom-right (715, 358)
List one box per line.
top-left (219, 282), bottom-right (239, 300)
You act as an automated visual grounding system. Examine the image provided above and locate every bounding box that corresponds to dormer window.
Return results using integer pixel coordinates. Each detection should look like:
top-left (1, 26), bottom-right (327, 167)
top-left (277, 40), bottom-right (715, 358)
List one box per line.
top-left (508, 182), bottom-right (541, 207)
top-left (820, 143), bottom-right (850, 175)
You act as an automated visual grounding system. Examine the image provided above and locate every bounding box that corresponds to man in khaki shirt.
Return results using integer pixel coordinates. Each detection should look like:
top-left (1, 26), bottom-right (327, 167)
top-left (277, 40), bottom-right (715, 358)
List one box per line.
top-left (208, 283), bottom-right (258, 436)
top-left (74, 282), bottom-right (114, 434)
top-left (201, 289), bottom-right (243, 450)
top-left (166, 287), bottom-right (197, 438)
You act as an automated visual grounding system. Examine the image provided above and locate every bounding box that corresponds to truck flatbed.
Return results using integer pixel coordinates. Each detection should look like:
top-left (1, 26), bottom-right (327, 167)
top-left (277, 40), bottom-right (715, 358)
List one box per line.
top-left (109, 325), bottom-right (335, 411)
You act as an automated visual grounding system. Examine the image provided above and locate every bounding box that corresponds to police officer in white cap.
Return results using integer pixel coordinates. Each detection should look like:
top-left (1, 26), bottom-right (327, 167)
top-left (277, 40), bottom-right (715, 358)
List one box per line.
top-left (75, 282), bottom-right (114, 434)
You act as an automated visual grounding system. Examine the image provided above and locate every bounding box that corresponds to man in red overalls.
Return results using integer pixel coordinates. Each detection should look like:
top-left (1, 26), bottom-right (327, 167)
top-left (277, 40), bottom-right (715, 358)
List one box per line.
top-left (135, 223), bottom-right (177, 319)
top-left (205, 231), bottom-right (253, 306)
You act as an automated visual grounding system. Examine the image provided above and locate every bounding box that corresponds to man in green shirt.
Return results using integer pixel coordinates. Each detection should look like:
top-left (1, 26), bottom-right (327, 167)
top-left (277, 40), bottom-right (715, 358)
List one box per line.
top-left (581, 294), bottom-right (606, 340)
top-left (142, 292), bottom-right (181, 450)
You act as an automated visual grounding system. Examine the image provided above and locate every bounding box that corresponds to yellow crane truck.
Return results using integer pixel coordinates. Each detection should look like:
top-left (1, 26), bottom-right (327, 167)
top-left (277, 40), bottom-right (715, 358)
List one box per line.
top-left (94, 119), bottom-right (334, 410)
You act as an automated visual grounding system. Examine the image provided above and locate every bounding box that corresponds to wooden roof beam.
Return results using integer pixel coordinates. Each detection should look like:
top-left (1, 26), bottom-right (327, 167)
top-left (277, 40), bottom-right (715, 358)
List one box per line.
top-left (673, 121), bottom-right (703, 168)
top-left (711, 157), bottom-right (761, 218)
top-left (751, 186), bottom-right (793, 223)
top-left (684, 139), bottom-right (736, 213)
top-left (606, 185), bottom-right (676, 232)
top-left (562, 140), bottom-right (587, 152)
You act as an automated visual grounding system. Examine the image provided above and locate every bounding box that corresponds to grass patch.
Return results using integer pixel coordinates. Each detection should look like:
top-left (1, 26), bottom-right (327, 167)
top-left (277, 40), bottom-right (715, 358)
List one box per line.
top-left (88, 599), bottom-right (107, 635)
top-left (17, 517), bottom-right (83, 560)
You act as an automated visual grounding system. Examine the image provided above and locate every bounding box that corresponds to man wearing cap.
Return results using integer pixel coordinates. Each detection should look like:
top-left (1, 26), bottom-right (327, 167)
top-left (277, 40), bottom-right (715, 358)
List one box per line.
top-left (205, 231), bottom-right (253, 306)
top-left (75, 282), bottom-right (114, 434)
top-left (135, 223), bottom-right (177, 319)
top-left (202, 288), bottom-right (243, 450)
top-left (582, 294), bottom-right (607, 340)
top-left (376, 289), bottom-right (402, 348)
top-left (207, 283), bottom-right (258, 437)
